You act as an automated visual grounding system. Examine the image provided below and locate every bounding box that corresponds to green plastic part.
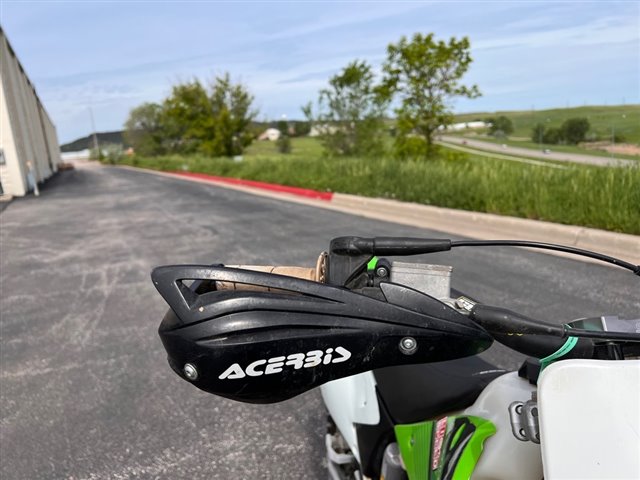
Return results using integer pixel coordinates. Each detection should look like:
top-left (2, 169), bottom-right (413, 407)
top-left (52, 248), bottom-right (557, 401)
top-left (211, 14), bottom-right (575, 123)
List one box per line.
top-left (539, 330), bottom-right (578, 371)
top-left (395, 421), bottom-right (433, 480)
top-left (395, 415), bottom-right (496, 480)
top-left (367, 256), bottom-right (379, 271)
top-left (451, 417), bottom-right (496, 480)
top-left (448, 422), bottom-right (466, 454)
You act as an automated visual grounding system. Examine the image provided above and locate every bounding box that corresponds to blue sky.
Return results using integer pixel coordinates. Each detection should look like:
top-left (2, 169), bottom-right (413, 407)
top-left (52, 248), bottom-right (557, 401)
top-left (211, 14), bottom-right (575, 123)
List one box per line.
top-left (1, 1), bottom-right (638, 143)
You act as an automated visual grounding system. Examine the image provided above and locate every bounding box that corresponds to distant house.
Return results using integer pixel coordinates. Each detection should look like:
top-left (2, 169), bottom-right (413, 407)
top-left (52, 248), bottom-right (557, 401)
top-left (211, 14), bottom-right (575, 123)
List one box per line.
top-left (308, 124), bottom-right (339, 137)
top-left (60, 149), bottom-right (91, 162)
top-left (438, 121), bottom-right (489, 132)
top-left (258, 128), bottom-right (281, 141)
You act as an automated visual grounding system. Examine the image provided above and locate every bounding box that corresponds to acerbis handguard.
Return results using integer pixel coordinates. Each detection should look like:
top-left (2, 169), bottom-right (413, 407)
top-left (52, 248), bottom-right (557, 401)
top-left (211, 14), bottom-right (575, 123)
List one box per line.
top-left (151, 264), bottom-right (492, 403)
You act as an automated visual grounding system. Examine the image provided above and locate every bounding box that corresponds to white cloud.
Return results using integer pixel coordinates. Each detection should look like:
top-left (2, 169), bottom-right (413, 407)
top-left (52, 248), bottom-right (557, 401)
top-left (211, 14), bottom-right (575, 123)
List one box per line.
top-left (474, 14), bottom-right (639, 51)
top-left (8, 1), bottom-right (637, 141)
top-left (264, 3), bottom-right (425, 42)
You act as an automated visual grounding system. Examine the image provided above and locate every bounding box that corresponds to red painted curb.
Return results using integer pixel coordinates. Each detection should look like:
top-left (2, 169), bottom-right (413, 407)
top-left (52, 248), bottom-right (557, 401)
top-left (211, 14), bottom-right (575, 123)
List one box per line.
top-left (169, 171), bottom-right (334, 201)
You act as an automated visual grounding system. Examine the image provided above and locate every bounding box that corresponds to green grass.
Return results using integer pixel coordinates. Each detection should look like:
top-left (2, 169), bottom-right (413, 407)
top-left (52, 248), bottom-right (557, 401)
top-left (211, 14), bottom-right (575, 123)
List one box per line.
top-left (454, 105), bottom-right (640, 144)
top-left (245, 136), bottom-right (323, 157)
top-left (119, 137), bottom-right (640, 234)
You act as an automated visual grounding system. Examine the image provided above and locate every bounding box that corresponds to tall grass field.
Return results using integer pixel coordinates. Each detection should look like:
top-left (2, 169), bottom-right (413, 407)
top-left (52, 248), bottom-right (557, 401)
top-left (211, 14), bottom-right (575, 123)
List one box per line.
top-left (454, 105), bottom-right (640, 144)
top-left (120, 139), bottom-right (640, 235)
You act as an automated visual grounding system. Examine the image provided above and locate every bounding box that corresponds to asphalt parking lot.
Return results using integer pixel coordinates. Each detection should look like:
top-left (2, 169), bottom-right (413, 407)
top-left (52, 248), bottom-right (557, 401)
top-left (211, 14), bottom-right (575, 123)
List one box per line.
top-left (1, 164), bottom-right (638, 479)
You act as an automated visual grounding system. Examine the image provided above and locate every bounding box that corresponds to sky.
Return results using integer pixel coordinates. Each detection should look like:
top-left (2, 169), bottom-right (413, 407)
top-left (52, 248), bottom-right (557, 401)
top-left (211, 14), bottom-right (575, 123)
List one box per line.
top-left (1, 1), bottom-right (638, 144)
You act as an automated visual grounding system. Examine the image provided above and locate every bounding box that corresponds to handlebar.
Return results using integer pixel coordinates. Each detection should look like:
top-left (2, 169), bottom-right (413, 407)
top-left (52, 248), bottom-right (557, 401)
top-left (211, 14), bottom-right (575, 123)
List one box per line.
top-left (212, 253), bottom-right (327, 291)
top-left (468, 304), bottom-right (563, 337)
top-left (203, 253), bottom-right (639, 359)
top-left (465, 303), bottom-right (594, 358)
top-left (216, 265), bottom-right (317, 291)
top-left (153, 236), bottom-right (639, 404)
top-left (464, 301), bottom-right (640, 361)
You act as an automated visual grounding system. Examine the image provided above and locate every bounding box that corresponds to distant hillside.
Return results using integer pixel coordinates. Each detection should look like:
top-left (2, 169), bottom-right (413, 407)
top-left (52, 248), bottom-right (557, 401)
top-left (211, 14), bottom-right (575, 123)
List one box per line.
top-left (60, 131), bottom-right (126, 152)
top-left (454, 105), bottom-right (640, 143)
top-left (60, 106), bottom-right (638, 152)
top-left (60, 122), bottom-right (303, 152)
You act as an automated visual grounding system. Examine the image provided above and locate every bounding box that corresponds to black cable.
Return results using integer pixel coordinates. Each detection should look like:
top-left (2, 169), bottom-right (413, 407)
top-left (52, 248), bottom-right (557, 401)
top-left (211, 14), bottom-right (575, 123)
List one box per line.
top-left (451, 240), bottom-right (640, 276)
top-left (564, 327), bottom-right (640, 342)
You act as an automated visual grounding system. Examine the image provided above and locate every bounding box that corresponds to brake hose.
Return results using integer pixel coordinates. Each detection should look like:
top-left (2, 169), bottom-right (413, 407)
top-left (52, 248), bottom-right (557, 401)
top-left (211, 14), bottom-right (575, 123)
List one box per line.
top-left (331, 237), bottom-right (639, 275)
top-left (450, 240), bottom-right (640, 276)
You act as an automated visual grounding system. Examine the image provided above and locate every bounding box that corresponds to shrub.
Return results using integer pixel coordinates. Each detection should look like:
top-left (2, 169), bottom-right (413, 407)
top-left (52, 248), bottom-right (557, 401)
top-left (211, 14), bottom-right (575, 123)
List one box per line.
top-left (100, 143), bottom-right (124, 165)
top-left (612, 133), bottom-right (627, 143)
top-left (543, 127), bottom-right (562, 145)
top-left (531, 123), bottom-right (546, 143)
top-left (394, 135), bottom-right (432, 160)
top-left (488, 116), bottom-right (514, 138)
top-left (560, 117), bottom-right (590, 144)
top-left (277, 135), bottom-right (292, 154)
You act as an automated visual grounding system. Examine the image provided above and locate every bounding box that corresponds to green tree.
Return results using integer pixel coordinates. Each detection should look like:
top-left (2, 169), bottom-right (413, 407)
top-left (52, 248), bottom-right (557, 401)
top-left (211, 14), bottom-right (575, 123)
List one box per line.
top-left (292, 121), bottom-right (311, 137)
top-left (304, 60), bottom-right (388, 157)
top-left (131, 74), bottom-right (257, 157)
top-left (207, 73), bottom-right (258, 156)
top-left (531, 123), bottom-right (546, 144)
top-left (560, 117), bottom-right (590, 145)
top-left (161, 80), bottom-right (213, 154)
top-left (380, 33), bottom-right (481, 158)
top-left (124, 102), bottom-right (165, 156)
top-left (488, 116), bottom-right (514, 138)
top-left (543, 127), bottom-right (562, 145)
top-left (276, 134), bottom-right (291, 154)
top-left (276, 119), bottom-right (289, 135)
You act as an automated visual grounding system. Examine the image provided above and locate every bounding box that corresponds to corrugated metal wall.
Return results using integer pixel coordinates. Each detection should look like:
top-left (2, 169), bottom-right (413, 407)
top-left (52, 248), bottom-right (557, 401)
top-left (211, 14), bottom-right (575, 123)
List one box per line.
top-left (0, 27), bottom-right (61, 197)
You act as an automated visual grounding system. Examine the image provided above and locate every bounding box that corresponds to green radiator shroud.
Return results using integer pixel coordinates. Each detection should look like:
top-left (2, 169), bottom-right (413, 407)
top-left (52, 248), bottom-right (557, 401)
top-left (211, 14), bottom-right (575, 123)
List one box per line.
top-left (394, 415), bottom-right (496, 480)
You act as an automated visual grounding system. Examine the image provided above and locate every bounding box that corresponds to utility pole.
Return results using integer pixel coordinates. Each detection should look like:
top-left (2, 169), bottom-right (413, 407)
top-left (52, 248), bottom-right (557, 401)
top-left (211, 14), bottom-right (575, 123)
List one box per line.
top-left (539, 125), bottom-right (542, 152)
top-left (89, 107), bottom-right (99, 159)
top-left (611, 124), bottom-right (614, 159)
top-left (539, 118), bottom-right (550, 152)
top-left (611, 114), bottom-right (626, 160)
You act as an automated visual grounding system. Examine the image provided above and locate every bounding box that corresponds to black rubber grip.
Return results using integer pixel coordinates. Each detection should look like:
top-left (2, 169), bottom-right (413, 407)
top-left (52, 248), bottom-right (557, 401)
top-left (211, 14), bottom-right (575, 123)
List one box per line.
top-left (330, 236), bottom-right (452, 256)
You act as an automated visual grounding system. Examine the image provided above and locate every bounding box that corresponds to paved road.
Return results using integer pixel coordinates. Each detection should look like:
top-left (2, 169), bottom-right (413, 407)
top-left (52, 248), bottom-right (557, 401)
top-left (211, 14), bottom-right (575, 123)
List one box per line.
top-left (1, 164), bottom-right (638, 479)
top-left (440, 135), bottom-right (637, 167)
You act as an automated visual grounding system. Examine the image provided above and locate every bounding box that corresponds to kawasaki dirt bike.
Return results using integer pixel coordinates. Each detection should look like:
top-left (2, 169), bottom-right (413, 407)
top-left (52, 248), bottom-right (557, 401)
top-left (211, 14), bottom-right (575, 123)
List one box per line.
top-left (152, 236), bottom-right (640, 479)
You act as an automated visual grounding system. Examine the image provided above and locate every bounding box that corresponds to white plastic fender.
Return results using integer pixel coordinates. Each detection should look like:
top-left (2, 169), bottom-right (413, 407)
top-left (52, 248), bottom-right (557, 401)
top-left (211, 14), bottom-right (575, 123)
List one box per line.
top-left (321, 371), bottom-right (380, 463)
top-left (538, 359), bottom-right (640, 480)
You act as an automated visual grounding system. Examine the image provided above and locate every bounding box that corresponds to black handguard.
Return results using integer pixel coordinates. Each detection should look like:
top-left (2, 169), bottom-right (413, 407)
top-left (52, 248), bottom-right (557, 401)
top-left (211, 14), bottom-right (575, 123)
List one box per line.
top-left (470, 304), bottom-right (594, 359)
top-left (152, 265), bottom-right (493, 403)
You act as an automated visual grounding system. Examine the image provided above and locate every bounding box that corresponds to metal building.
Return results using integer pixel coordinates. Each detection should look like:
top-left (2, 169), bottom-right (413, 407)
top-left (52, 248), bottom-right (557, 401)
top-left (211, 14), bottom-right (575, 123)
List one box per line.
top-left (0, 27), bottom-right (61, 197)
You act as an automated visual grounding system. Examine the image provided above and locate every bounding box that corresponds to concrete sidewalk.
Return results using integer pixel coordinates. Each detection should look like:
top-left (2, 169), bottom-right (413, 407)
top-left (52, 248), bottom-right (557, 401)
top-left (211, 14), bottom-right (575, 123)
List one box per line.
top-left (116, 165), bottom-right (640, 265)
top-left (329, 194), bottom-right (640, 265)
